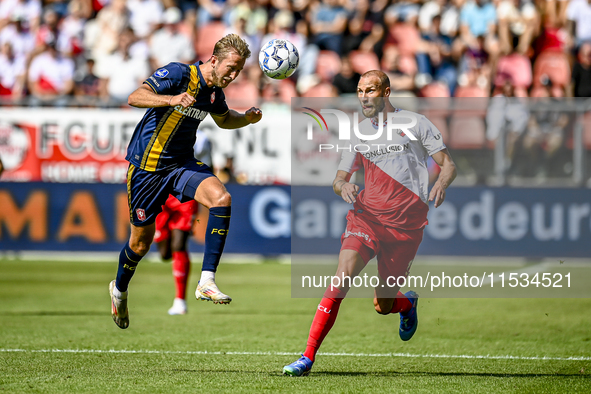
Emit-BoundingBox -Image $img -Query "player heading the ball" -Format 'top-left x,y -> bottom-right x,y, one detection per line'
109,34 -> 262,329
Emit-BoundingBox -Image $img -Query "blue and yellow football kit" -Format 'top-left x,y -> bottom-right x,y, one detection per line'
125,61 -> 228,226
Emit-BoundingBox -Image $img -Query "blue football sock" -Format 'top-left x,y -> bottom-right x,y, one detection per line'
116,242 -> 143,292
202,206 -> 231,272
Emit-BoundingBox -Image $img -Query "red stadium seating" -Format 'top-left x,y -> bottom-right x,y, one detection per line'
533,50 -> 571,88
196,22 -> 226,59
454,85 -> 489,98
495,53 -> 532,90
315,51 -> 342,82
420,82 -> 450,97
388,22 -> 421,56
349,50 -> 380,75
301,82 -> 337,97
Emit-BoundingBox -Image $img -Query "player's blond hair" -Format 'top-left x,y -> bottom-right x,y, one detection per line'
213,34 -> 251,61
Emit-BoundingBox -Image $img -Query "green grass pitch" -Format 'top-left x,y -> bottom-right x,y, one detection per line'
0,258 -> 590,393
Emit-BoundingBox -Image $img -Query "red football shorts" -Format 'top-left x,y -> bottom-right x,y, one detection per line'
340,209 -> 424,281
153,195 -> 198,243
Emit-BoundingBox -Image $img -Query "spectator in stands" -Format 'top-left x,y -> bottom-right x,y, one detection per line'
571,42 -> 591,97
381,45 -> 416,91
57,0 -> 89,58
440,0 -> 464,38
149,7 -> 195,70
229,0 -> 267,43
486,80 -> 529,176
87,0 -> 130,61
0,41 -> 25,98
309,0 -> 348,54
0,0 -> 41,32
385,0 -> 421,24
344,0 -> 385,56
422,14 -> 458,94
0,11 -> 35,60
458,0 -> 499,62
127,0 -> 163,39
27,34 -> 75,106
566,0 -> 591,47
197,0 -> 232,26
497,0 -> 537,55
332,55 -> 361,94
522,81 -> 569,178
73,57 -> 100,106
95,29 -> 150,104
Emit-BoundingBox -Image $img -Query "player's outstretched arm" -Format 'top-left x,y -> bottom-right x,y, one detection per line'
429,149 -> 457,208
210,107 -> 262,129
127,85 -> 195,109
333,170 -> 359,204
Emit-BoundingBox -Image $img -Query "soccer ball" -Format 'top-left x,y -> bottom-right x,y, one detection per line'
259,39 -> 299,80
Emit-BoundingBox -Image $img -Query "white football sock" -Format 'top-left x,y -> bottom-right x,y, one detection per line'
200,270 -> 215,284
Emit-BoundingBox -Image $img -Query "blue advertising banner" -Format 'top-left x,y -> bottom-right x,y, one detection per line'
2,183 -> 590,258
0,183 -> 290,255
292,186 -> 591,258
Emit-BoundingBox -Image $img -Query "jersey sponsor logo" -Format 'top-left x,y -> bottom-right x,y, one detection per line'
210,92 -> 215,103
136,208 -> 146,221
361,143 -> 410,159
173,105 -> 208,120
154,68 -> 169,78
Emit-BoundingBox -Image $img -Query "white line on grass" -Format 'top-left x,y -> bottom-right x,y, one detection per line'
1,348 -> 589,361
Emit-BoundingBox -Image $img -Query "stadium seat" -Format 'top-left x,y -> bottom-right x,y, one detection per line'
420,82 -> 450,97
195,22 -> 226,58
454,85 -> 489,98
494,54 -> 532,90
448,116 -> 486,149
315,51 -> 341,82
349,50 -> 380,75
388,22 -> 421,56
533,50 -> 571,88
301,82 -> 337,97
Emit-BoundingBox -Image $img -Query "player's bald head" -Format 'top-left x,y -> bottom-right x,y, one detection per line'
359,70 -> 391,92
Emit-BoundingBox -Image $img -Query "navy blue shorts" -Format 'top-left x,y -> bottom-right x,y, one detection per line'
126,159 -> 214,226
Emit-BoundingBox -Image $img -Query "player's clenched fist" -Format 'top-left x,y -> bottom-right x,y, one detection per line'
245,107 -> 263,124
170,92 -> 196,108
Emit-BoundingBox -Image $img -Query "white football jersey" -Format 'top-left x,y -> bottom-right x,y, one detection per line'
338,109 -> 446,230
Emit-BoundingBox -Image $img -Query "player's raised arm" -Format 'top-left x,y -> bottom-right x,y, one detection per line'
210,107 -> 262,129
333,170 -> 359,204
128,84 -> 195,109
429,149 -> 457,208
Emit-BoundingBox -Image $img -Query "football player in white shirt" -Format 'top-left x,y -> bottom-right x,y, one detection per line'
284,70 -> 457,377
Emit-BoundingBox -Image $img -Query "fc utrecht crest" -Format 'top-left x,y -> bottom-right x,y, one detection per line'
210,92 -> 215,103
136,209 -> 146,221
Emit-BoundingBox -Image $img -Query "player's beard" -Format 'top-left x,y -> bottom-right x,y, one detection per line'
361,97 -> 386,119
211,66 -> 230,88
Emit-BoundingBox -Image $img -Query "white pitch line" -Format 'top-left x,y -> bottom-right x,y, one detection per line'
0,348 -> 589,361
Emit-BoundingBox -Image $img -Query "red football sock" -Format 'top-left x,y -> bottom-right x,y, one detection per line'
172,251 -> 191,299
389,291 -> 412,314
303,288 -> 346,362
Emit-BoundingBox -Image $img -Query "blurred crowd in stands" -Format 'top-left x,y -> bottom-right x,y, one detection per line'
0,0 -> 591,107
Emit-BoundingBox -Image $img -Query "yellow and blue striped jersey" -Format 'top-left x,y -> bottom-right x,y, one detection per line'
125,61 -> 229,172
